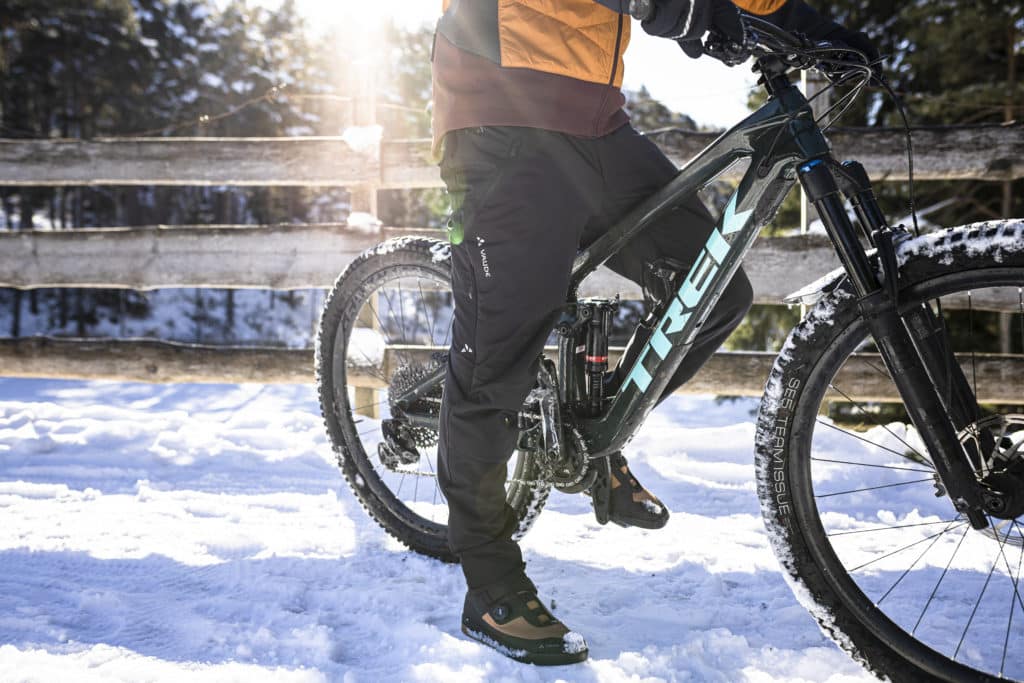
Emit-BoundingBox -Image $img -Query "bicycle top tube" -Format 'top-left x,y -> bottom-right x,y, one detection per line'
569,64 -> 834,459
568,67 -> 828,297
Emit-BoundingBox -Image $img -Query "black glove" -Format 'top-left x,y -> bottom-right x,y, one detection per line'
641,0 -> 744,59
642,0 -> 742,43
763,1 -> 880,66
820,25 -> 880,66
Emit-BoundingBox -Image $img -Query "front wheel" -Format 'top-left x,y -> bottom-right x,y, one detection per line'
757,221 -> 1024,681
316,237 -> 551,562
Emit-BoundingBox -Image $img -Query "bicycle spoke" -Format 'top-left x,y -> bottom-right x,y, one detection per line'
350,396 -> 391,416
953,518 -> 1011,659
991,519 -> 1024,617
376,291 -> 416,371
421,451 -> 447,504
1001,522 -> 1024,676
968,291 -> 978,404
396,282 -> 413,346
859,355 -> 892,381
811,421 -> 933,471
812,455 -> 932,473
875,516 -> 965,606
913,525 -> 971,634
828,518 -> 962,538
816,477 -> 935,499
357,425 -> 383,439
417,279 -> 436,347
825,384 -> 931,465
367,297 -> 415,371
850,522 -> 968,573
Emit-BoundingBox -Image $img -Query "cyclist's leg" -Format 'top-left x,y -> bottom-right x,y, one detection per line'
587,124 -> 753,399
437,127 -> 598,589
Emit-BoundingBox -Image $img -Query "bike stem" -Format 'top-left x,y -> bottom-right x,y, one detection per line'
799,159 -> 990,530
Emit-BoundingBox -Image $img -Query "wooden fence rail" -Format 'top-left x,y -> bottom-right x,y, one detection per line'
1,225 -> 1019,312
2,338 -> 1021,404
0,225 -> 838,304
2,125 -> 1022,390
1,125 -> 1021,188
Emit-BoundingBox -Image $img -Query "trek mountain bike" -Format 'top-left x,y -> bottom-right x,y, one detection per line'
317,16 -> 1024,682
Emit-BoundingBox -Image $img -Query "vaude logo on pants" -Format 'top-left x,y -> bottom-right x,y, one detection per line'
477,236 -> 492,278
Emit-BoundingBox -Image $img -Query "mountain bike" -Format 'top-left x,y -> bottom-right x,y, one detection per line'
317,16 -> 1024,682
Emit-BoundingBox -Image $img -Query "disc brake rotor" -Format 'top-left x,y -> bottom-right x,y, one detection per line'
958,414 -> 1024,546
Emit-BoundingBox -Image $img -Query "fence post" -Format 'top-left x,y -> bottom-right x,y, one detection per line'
349,64 -> 379,219
349,62 -> 383,415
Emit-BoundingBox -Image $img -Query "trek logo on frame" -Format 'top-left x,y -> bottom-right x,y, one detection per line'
622,192 -> 753,393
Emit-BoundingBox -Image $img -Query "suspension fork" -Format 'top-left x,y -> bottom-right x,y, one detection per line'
800,158 -> 990,530
837,161 -> 990,443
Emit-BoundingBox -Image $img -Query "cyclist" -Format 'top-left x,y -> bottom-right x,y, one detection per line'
432,0 -> 878,665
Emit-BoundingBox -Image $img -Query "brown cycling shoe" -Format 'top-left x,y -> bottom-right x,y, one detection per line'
461,575 -> 588,665
607,452 -> 670,529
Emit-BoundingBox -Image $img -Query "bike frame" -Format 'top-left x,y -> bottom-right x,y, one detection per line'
563,57 -> 992,526
568,64 -> 823,458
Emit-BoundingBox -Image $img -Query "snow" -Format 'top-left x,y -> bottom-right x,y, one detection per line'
5,289 -> 324,349
0,379 -> 880,682
345,212 -> 382,233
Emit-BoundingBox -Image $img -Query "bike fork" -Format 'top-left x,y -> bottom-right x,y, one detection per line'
800,158 -> 990,529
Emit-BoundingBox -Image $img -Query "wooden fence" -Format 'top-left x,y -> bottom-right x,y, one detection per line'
2,124 -> 1022,399
2,125 -> 1022,188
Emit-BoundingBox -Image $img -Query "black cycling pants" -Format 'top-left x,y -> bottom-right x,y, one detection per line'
436,124 -> 753,590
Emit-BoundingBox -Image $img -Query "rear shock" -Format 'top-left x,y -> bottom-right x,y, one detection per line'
557,299 -> 617,418
584,300 -> 615,417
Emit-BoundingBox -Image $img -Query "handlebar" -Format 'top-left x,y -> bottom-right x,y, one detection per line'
694,14 -> 877,84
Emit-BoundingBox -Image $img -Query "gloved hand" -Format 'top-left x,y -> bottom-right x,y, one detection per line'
641,0 -> 742,43
763,1 -> 881,72
676,0 -> 743,59
819,24 -> 880,66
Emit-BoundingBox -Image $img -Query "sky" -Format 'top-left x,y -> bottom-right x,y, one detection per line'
281,0 -> 760,130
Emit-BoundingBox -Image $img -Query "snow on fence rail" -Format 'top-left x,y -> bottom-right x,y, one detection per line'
1,124 -> 1022,187
3,337 -> 1021,404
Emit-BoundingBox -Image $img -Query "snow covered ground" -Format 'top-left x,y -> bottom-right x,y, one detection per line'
0,379 -> 880,682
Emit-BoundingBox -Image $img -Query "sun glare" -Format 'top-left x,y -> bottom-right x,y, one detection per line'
299,0 -> 439,33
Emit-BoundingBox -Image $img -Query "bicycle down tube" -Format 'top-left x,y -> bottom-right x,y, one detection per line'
570,71 -> 829,459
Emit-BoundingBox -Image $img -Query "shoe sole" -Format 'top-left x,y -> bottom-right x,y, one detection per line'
609,513 -> 669,530
461,625 -> 589,666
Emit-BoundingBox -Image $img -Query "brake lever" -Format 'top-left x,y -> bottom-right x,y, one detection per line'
702,30 -> 753,67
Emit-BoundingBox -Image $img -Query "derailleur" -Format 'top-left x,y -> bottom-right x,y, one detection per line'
378,419 -> 421,471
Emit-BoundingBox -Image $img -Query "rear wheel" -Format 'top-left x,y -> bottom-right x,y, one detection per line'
757,222 -> 1024,681
316,237 -> 550,561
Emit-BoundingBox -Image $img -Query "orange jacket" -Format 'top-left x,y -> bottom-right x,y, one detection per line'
438,0 -> 787,87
